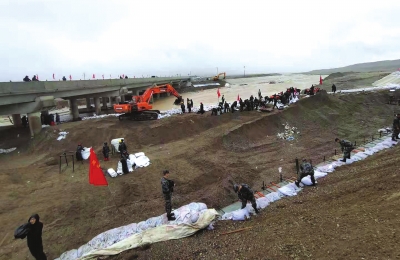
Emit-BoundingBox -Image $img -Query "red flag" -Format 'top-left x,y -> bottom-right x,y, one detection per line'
69,75 -> 72,80
93,74 -> 95,79
237,94 -> 240,101
122,74 -> 125,78
53,73 -> 55,80
217,88 -> 221,98
319,75 -> 323,85
89,148 -> 108,186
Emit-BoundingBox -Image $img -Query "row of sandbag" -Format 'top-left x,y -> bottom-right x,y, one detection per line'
222,136 -> 398,221
107,152 -> 151,178
56,202 -> 209,260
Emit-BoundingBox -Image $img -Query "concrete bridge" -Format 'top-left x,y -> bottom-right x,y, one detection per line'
0,77 -> 190,136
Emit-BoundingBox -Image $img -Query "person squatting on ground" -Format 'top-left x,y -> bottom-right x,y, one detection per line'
197,102 -> 205,114
118,139 -> 127,158
335,137 -> 354,162
161,170 -> 176,220
102,142 -> 110,161
76,144 -> 84,161
233,184 -> 259,214
231,101 -> 238,113
392,113 -> 400,142
295,159 -> 316,187
26,214 -> 47,260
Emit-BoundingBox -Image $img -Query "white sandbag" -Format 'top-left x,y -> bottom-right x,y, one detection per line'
314,170 -> 328,179
231,208 -> 250,221
256,197 -> 270,209
129,154 -> 136,165
107,168 -> 118,178
135,155 -> 150,167
111,138 -> 124,151
126,159 -> 134,172
317,164 -> 335,173
265,191 -> 282,202
145,217 -> 159,229
116,162 -> 123,175
135,152 -> 145,157
300,176 -> 314,186
81,147 -> 91,160
187,202 -> 207,212
345,158 -> 355,164
190,211 -> 200,223
278,183 -> 300,196
136,221 -> 149,233
58,249 -> 78,260
354,152 -> 368,159
364,149 -> 375,155
221,212 -> 233,220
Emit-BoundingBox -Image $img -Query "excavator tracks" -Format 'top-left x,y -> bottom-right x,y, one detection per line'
118,110 -> 160,121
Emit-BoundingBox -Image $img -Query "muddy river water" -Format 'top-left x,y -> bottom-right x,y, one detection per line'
151,74 -> 325,111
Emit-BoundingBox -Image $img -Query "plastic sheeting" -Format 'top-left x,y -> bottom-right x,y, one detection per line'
56,203 -> 218,260
222,135 -> 398,222
57,132 -> 69,141
0,147 -> 16,154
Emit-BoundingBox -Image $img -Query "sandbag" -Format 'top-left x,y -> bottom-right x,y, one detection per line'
231,208 -> 250,221
278,183 -> 300,195
256,197 -> 270,209
82,147 -> 91,160
111,138 -> 124,151
107,168 -> 117,178
134,152 -> 145,157
116,162 -> 123,175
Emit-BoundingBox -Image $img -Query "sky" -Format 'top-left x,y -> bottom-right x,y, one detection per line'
1,0 -> 400,81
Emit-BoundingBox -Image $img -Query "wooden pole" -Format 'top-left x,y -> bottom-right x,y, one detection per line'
221,227 -> 253,235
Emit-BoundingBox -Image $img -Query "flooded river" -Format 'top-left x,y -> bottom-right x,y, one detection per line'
151,74 -> 325,111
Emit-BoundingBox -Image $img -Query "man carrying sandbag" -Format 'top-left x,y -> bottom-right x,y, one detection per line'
233,184 -> 259,214
118,139 -> 127,158
295,159 -> 316,187
335,137 -> 354,162
161,170 -> 176,221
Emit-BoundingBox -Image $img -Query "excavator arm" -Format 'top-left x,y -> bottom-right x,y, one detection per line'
213,72 -> 226,81
137,84 -> 181,103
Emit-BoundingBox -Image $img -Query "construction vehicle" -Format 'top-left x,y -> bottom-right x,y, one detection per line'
213,72 -> 226,81
113,84 -> 183,121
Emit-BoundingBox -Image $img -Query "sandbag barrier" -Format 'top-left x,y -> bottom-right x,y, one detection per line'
221,129 -> 398,221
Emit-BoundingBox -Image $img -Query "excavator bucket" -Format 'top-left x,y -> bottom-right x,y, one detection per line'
174,96 -> 182,105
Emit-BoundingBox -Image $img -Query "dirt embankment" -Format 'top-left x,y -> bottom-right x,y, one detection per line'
0,90 -> 398,259
319,71 -> 391,91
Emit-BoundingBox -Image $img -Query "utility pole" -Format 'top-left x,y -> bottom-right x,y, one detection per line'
216,67 -> 218,75
83,73 -> 86,80
244,66 -> 246,77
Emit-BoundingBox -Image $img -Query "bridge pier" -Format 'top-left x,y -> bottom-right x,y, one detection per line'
27,112 -> 42,138
12,114 -> 22,127
86,98 -> 92,109
102,97 -> 108,109
94,97 -> 101,115
70,98 -> 80,120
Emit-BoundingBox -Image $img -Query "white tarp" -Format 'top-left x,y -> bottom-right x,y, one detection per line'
0,147 -> 17,154
56,203 -> 219,260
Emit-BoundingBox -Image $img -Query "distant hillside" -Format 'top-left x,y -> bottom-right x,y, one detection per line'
306,59 -> 400,74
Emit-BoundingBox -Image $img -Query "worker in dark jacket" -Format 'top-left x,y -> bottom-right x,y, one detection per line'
120,151 -> 129,174
233,184 -> 259,214
118,139 -> 127,157
161,170 -> 176,220
335,138 -> 354,162
295,159 -> 316,187
231,101 -> 238,113
392,114 -> 400,141
26,214 -> 47,260
197,102 -> 205,114
76,144 -> 84,161
102,142 -> 110,161
332,84 -> 337,94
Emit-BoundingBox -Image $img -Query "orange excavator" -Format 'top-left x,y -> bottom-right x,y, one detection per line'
213,72 -> 226,81
113,84 -> 183,121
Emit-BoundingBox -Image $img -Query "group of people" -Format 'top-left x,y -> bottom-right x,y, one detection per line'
40,112 -> 60,126
180,98 -> 194,113
23,75 -> 39,82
